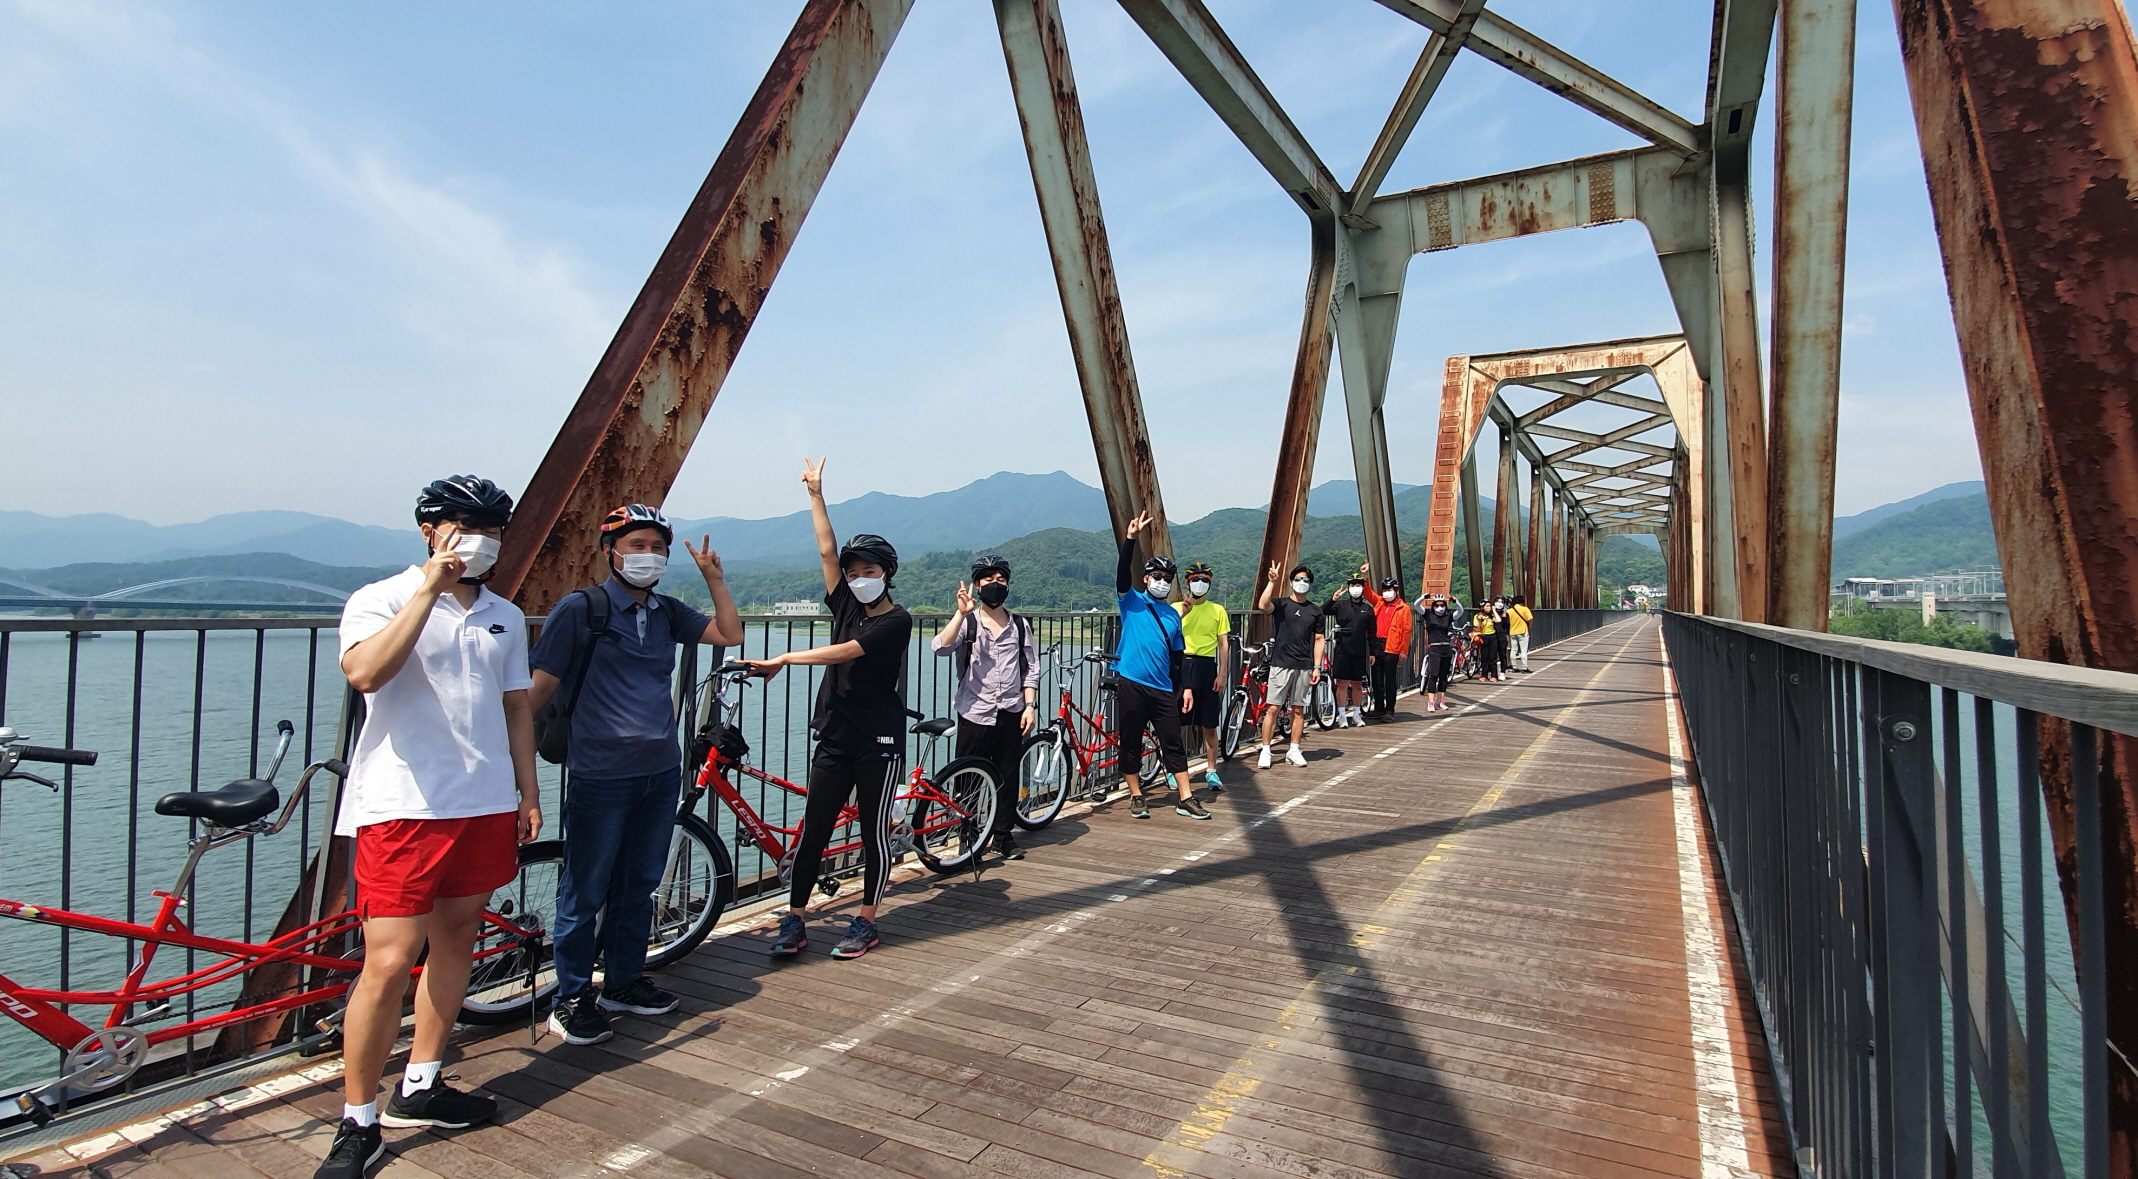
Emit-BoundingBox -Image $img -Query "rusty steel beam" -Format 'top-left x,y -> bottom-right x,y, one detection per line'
996,0 -> 1172,559
1332,232 -> 1406,591
1894,0 -> 2138,1164
1115,0 -> 1341,217
496,0 -> 914,612
1765,0 -> 1855,631
1490,422 -> 1514,598
1257,220 -> 1339,610
1370,0 -> 1704,157
1460,449 -> 1485,605
1714,173 -> 1770,622
1348,0 -> 1487,220
1526,460 -> 1545,604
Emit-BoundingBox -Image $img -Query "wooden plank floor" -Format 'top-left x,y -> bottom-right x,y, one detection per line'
11,615 -> 1795,1179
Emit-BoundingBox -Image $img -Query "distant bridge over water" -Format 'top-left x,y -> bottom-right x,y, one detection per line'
0,574 -> 349,617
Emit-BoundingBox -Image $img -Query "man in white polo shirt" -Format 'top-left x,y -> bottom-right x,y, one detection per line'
317,476 -> 541,1179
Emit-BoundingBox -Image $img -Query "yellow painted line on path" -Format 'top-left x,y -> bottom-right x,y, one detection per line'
1140,620 -> 1651,1177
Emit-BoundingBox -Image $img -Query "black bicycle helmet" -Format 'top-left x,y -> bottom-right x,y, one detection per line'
970,553 -> 1012,580
415,476 -> 513,528
839,533 -> 899,580
1184,561 -> 1214,579
1380,576 -> 1401,590
1143,554 -> 1178,578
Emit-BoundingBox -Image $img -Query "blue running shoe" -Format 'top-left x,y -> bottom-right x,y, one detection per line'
768,912 -> 807,957
1204,770 -> 1224,793
832,915 -> 879,959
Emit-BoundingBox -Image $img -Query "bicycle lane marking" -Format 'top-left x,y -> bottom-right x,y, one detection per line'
1138,618 -> 1652,1179
560,620 -> 1646,1177
1658,629 -> 1756,1179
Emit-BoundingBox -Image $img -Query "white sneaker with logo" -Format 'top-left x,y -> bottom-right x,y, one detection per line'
1286,745 -> 1307,767
1257,745 -> 1272,769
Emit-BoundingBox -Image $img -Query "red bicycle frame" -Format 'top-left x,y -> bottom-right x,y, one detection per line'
694,739 -> 971,869
1046,680 -> 1126,783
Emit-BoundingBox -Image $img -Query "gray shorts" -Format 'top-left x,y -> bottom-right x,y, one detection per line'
1265,666 -> 1315,709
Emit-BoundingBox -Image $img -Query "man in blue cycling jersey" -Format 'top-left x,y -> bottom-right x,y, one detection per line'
1113,510 -> 1209,820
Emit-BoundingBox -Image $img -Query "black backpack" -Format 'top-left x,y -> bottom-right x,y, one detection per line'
533,586 -> 611,765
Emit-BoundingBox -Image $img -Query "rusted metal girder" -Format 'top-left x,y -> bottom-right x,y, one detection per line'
1114,0 -> 1341,218
1766,0 -> 1855,631
1894,0 -> 2138,1166
995,0 -> 1172,560
1460,449 -> 1485,605
1334,228 -> 1407,592
1490,422 -> 1515,597
1370,0 -> 1704,157
1712,175 -> 1769,622
1348,0 -> 1487,221
1256,221 -> 1339,610
1547,488 -> 1564,608
496,0 -> 914,612
1527,461 -> 1546,603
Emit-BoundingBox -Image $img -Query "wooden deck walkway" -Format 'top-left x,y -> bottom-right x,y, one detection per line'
11,614 -> 1795,1179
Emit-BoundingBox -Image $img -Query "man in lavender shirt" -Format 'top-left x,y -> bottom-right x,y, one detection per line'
931,554 -> 1040,861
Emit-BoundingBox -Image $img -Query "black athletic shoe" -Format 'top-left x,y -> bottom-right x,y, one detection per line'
992,832 -> 1025,860
1175,797 -> 1212,820
545,990 -> 613,1046
768,912 -> 808,956
380,1076 -> 495,1129
315,1118 -> 384,1178
597,977 -> 679,1016
1129,793 -> 1150,819
831,916 -> 879,959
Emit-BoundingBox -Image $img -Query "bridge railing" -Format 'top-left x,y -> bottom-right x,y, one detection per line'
1664,612 -> 2125,1177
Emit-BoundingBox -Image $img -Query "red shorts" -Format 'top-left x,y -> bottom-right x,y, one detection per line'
354,812 -> 519,918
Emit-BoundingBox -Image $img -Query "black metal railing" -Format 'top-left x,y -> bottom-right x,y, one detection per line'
1664,611 -> 2118,1177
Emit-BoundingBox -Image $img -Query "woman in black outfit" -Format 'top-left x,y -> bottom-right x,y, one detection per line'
1323,569 -> 1377,727
1416,593 -> 1464,712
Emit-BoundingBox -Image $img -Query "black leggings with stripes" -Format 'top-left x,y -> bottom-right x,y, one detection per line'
790,720 -> 903,909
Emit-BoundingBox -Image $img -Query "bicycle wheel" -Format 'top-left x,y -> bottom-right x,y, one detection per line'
1218,689 -> 1250,760
1313,677 -> 1339,730
1013,731 -> 1069,831
643,812 -> 735,971
1139,743 -> 1162,782
913,756 -> 997,874
460,840 -> 564,1024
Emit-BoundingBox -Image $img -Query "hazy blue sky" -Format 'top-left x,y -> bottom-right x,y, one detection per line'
3,0 -> 1976,529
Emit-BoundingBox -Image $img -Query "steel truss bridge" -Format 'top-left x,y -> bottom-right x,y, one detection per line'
12,0 -> 2138,1174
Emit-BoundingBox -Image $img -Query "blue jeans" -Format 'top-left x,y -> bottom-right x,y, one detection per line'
553,766 -> 681,999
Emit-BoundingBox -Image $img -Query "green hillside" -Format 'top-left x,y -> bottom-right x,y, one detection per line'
1830,493 -> 1998,579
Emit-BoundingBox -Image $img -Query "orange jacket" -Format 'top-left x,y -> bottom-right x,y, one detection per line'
1374,598 -> 1413,656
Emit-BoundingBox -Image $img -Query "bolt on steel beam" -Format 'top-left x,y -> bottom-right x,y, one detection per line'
497,0 -> 915,614
995,0 -> 1173,562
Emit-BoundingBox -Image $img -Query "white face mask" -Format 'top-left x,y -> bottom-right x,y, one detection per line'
848,575 -> 886,604
1187,580 -> 1211,598
450,534 -> 499,579
1347,586 -> 1363,599
1382,589 -> 1397,601
616,551 -> 667,588
1147,579 -> 1172,598
1291,578 -> 1312,595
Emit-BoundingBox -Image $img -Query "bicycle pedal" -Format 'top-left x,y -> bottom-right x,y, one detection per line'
14,1093 -> 54,1128
817,876 -> 840,899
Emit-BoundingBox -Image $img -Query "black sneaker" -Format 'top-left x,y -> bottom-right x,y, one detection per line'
545,990 -> 613,1046
597,977 -> 679,1016
380,1075 -> 495,1129
1175,797 -> 1212,820
992,832 -> 1024,861
831,915 -> 879,959
1128,792 -> 1149,819
768,912 -> 808,957
314,1118 -> 383,1178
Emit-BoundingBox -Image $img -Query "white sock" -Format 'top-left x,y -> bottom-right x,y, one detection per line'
344,1101 -> 378,1127
402,1061 -> 441,1096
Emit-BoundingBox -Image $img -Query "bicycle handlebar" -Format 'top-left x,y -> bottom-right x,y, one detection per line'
15,745 -> 97,766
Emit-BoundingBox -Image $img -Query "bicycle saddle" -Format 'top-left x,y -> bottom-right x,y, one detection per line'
910,717 -> 955,737
154,779 -> 279,827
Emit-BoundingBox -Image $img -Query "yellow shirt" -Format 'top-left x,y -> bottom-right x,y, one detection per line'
1507,604 -> 1532,635
1174,600 -> 1231,657
1471,612 -> 1496,636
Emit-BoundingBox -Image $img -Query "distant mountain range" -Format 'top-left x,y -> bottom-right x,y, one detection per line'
4,474 -> 1998,614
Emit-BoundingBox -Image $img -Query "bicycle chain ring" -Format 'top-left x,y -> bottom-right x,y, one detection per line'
63,1025 -> 148,1092
776,846 -> 799,885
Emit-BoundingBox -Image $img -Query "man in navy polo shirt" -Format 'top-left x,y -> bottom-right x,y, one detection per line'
528,504 -> 742,1045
